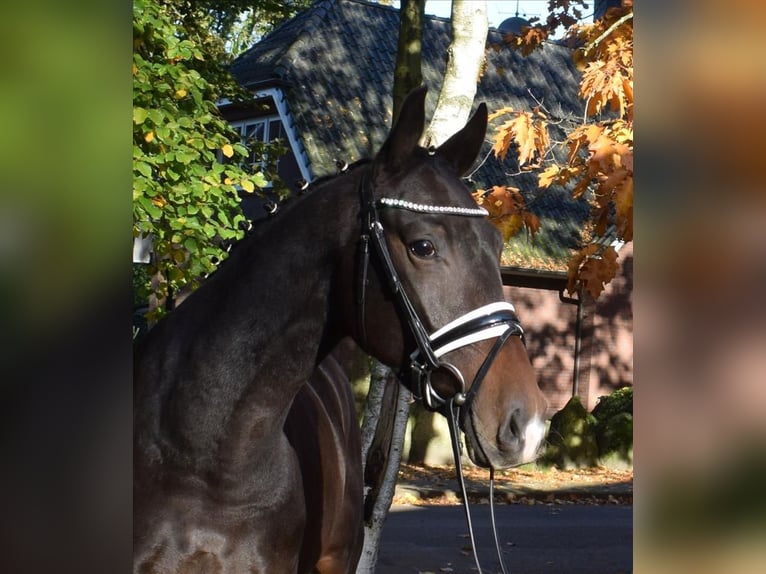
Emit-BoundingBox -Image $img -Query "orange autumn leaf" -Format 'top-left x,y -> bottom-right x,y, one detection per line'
613,175 -> 633,241
473,186 -> 535,243
492,112 -> 548,167
538,165 -> 560,188
523,212 -> 541,237
498,214 -> 524,242
568,244 -> 620,299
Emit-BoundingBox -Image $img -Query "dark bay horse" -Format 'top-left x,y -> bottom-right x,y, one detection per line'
133,86 -> 547,573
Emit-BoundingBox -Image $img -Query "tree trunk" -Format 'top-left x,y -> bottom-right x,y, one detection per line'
423,0 -> 488,148
392,0 -> 425,125
356,363 -> 411,573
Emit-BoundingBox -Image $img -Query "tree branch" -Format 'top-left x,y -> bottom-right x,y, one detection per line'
584,12 -> 632,55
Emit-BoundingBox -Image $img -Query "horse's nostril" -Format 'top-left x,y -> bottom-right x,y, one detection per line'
509,410 -> 522,439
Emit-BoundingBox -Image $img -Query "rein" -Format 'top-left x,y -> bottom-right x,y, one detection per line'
356,167 -> 524,573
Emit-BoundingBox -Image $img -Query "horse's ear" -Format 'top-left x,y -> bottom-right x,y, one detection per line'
375,85 -> 428,172
436,102 -> 488,176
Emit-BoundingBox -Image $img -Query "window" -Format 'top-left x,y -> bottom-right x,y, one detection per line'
229,117 -> 286,184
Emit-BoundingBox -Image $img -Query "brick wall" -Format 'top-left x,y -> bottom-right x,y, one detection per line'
503,242 -> 633,413
589,242 -> 633,406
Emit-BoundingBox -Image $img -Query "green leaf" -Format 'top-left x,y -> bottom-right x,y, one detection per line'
175,150 -> 198,164
155,126 -> 171,141
183,237 -> 198,252
203,223 -> 217,238
135,161 -> 152,178
148,109 -> 164,125
137,195 -> 161,219
251,172 -> 268,188
133,107 -> 148,124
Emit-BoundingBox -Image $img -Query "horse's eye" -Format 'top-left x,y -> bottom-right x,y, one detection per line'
409,239 -> 436,258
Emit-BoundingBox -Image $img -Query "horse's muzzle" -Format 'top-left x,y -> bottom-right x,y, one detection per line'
461,404 -> 547,469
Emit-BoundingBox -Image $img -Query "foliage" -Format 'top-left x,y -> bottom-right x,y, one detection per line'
133,0 -> 284,321
186,0 -> 312,57
541,395 -> 600,469
480,0 -> 633,298
592,386 -> 633,466
542,388 -> 633,469
473,185 -> 541,244
591,385 -> 633,422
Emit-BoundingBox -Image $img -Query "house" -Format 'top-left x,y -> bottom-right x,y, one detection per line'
223,0 -> 632,457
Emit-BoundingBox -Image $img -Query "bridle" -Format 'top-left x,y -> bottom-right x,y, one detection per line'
356,168 -> 525,409
356,166 -> 524,573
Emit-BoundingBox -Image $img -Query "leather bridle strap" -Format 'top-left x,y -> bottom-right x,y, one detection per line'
357,168 -> 442,371
447,398 -> 509,574
413,306 -> 523,412
357,166 -> 525,409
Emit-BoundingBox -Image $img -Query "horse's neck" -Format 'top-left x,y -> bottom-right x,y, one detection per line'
139,173 -> 360,481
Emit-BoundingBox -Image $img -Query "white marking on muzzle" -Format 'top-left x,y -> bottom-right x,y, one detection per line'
522,415 -> 547,463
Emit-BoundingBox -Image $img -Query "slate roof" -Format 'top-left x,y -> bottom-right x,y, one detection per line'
229,0 -> 590,272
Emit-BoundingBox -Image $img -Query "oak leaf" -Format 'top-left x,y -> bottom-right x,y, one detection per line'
498,214 -> 524,242
539,165 -> 561,188
568,244 -> 620,298
523,212 -> 541,237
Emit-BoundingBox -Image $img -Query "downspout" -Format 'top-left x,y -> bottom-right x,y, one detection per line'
559,288 -> 583,398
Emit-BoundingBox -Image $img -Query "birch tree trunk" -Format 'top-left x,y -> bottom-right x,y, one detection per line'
423,0 -> 488,148
356,363 -> 411,573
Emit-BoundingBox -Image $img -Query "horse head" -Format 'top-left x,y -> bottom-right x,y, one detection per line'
349,86 -> 547,469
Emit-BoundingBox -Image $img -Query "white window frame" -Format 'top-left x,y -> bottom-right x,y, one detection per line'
229,116 -> 285,186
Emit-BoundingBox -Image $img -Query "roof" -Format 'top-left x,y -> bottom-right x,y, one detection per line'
229,0 -> 590,272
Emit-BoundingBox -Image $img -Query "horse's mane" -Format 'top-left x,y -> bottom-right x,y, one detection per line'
205,159 -> 372,279
306,158 -> 370,189
240,158 -> 370,239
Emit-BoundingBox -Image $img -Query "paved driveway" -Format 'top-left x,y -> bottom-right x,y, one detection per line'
376,503 -> 633,574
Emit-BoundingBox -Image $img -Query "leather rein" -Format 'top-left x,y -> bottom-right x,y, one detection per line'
356,166 -> 524,573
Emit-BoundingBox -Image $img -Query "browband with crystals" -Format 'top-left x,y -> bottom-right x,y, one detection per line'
378,197 -> 488,217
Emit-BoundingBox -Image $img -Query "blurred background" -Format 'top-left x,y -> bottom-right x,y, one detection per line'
636,0 -> 766,571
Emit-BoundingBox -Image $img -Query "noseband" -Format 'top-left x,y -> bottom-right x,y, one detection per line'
356,168 -> 524,414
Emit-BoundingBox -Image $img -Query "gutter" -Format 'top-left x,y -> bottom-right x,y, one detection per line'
559,288 -> 584,399
500,266 -> 567,291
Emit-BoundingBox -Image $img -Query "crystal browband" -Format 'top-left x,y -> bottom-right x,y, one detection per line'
378,197 -> 488,217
